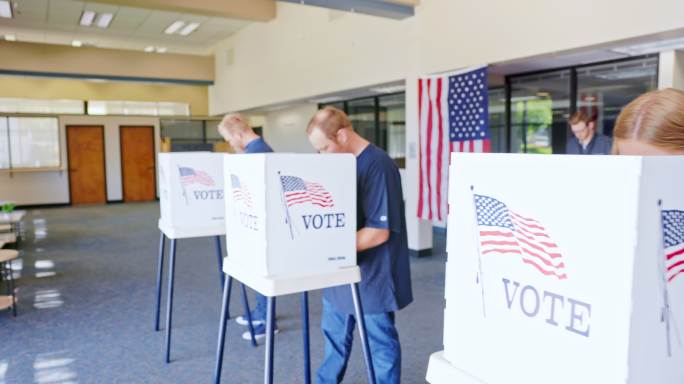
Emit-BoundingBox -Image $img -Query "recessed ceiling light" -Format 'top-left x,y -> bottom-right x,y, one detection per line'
80,10 -> 96,26
5,34 -> 16,41
0,1 -> 13,19
72,40 -> 83,47
96,13 -> 113,28
155,47 -> 167,53
164,21 -> 185,35
179,22 -> 200,36
144,46 -> 154,53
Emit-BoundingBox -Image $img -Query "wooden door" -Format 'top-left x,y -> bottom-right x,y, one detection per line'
120,126 -> 156,202
67,126 -> 107,205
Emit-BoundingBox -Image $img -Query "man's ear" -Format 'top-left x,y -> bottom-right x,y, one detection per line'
336,128 -> 349,144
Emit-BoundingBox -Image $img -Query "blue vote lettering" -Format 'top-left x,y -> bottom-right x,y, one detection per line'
501,278 -> 591,337
301,213 -> 346,230
193,189 -> 224,200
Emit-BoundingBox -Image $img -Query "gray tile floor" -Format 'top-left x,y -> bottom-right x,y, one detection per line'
0,203 -> 446,383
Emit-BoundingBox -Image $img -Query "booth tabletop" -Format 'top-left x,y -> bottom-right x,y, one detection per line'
426,351 -> 485,384
222,259 -> 360,297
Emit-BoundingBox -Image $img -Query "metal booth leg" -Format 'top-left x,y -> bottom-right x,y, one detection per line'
264,296 -> 276,384
164,239 -> 177,363
154,231 -> 166,331
214,236 -> 225,289
351,283 -> 376,384
301,292 -> 311,384
213,274 -> 233,384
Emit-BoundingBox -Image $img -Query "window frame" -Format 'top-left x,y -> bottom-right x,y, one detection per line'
0,114 -> 63,172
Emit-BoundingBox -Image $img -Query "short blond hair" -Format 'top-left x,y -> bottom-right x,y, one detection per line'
219,113 -> 251,134
306,106 -> 352,138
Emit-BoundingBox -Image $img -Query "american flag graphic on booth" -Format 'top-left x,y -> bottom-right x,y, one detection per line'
662,209 -> 684,283
230,174 -> 253,208
178,166 -> 214,187
473,194 -> 567,280
418,66 -> 491,223
280,175 -> 334,208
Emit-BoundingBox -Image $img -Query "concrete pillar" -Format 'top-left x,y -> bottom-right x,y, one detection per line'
658,50 -> 684,90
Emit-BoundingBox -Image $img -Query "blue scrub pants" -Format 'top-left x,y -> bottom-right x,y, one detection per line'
316,300 -> 401,384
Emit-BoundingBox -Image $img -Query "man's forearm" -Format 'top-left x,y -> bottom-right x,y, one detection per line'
357,227 -> 390,252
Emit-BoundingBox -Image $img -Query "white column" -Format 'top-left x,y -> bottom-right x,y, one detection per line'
658,50 -> 684,90
404,75 -> 433,256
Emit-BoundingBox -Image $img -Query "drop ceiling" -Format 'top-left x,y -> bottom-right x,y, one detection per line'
0,0 -> 250,55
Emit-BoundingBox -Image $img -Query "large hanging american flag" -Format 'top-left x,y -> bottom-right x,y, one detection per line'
279,175 -> 334,208
418,66 -> 491,223
662,209 -> 684,283
473,194 -> 567,280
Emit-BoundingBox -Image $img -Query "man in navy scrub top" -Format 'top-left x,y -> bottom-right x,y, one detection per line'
306,106 -> 413,384
218,113 -> 277,342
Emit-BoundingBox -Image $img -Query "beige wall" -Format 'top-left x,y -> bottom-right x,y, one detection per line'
209,0 -> 684,114
0,41 -> 214,82
659,50 -> 684,90
0,76 -> 209,116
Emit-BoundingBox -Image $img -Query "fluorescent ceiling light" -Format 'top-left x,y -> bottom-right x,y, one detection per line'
369,84 -> 406,94
0,1 -> 12,19
80,10 -> 96,26
144,46 -> 154,52
5,34 -> 15,41
611,37 -> 684,56
164,21 -> 185,35
96,13 -> 113,28
71,40 -> 82,47
155,47 -> 167,53
179,22 -> 200,36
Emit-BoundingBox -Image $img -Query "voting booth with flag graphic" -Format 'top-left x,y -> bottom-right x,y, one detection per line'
158,152 -> 225,238
223,153 -> 356,277
427,153 -> 684,384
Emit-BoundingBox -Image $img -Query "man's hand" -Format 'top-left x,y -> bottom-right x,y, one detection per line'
357,227 -> 390,252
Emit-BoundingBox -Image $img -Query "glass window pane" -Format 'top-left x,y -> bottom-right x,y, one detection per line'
347,98 -> 376,144
576,57 -> 658,137
488,88 -> 507,153
0,98 -> 84,114
8,117 -> 60,168
204,120 -> 224,142
161,120 -> 204,151
379,94 -> 405,168
320,102 -> 345,111
157,102 -> 190,116
510,70 -> 571,154
0,118 -> 9,169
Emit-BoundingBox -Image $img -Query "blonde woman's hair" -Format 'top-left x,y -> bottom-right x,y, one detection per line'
612,88 -> 684,153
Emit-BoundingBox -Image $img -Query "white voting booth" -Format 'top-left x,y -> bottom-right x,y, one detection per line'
155,152 -> 228,364
158,152 -> 225,238
427,153 -> 684,384
223,153 -> 356,277
214,154 -> 377,384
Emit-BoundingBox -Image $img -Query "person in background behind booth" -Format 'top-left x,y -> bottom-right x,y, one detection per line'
612,88 -> 684,156
306,106 -> 413,384
566,111 -> 612,155
217,113 -> 278,342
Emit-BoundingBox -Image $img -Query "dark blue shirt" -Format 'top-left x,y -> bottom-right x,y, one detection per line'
566,133 -> 612,155
323,144 -> 413,315
244,137 -> 273,154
